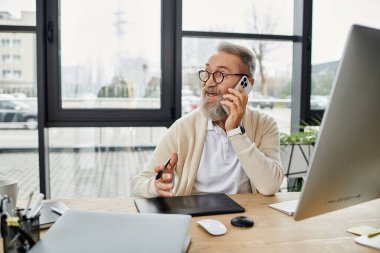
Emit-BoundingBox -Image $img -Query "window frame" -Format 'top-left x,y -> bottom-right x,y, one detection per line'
44,0 -> 181,128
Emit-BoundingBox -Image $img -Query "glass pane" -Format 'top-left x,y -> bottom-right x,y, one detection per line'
182,38 -> 293,134
0,32 -> 38,201
49,127 -> 167,198
183,0 -> 294,35
60,0 -> 161,109
312,0 -> 380,110
0,0 -> 36,26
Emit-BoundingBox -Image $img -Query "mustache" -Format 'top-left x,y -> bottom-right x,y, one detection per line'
202,86 -> 221,95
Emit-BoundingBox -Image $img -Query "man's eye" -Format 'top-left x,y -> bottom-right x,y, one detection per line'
215,72 -> 224,78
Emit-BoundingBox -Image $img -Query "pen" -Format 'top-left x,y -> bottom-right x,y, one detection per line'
24,191 -> 34,217
51,207 -> 65,215
155,158 -> 171,180
27,193 -> 44,219
31,204 -> 43,218
368,231 -> 380,238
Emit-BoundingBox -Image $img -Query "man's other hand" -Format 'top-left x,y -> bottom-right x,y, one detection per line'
154,152 -> 178,197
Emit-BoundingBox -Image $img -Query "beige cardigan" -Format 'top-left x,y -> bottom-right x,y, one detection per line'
130,108 -> 284,197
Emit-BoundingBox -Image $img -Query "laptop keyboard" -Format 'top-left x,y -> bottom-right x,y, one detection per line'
268,200 -> 299,216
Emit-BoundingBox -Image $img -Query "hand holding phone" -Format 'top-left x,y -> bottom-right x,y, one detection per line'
233,75 -> 253,95
222,75 -> 252,130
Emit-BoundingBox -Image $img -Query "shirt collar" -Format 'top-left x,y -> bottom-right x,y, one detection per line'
207,118 -> 226,136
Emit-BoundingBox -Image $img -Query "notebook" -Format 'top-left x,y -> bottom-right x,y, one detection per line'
29,210 -> 191,253
39,201 -> 69,229
134,193 -> 245,216
355,233 -> 380,250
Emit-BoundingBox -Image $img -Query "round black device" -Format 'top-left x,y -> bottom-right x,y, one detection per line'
231,216 -> 254,228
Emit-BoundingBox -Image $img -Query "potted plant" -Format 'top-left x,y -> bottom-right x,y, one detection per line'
279,124 -> 320,192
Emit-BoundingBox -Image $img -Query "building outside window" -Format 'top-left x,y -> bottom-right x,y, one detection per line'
13,70 -> 22,78
1,39 -> 10,47
2,54 -> 11,63
13,54 -> 21,63
2,69 -> 11,78
12,38 -> 21,47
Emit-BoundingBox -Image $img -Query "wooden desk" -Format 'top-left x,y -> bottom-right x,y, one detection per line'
59,192 -> 380,253
4,193 -> 379,253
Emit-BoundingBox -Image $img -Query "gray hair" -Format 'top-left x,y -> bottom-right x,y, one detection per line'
217,42 -> 256,76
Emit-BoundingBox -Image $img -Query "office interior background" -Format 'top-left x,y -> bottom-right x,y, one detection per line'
0,0 -> 379,200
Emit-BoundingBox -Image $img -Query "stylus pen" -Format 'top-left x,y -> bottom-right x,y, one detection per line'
51,207 -> 65,216
155,158 -> 171,180
368,231 -> 380,238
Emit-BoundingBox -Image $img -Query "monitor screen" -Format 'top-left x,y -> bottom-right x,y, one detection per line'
294,25 -> 380,220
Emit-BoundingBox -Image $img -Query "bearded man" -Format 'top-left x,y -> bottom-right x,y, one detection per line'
131,42 -> 283,197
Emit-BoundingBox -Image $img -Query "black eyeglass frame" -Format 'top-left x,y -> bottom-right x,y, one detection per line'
198,70 -> 248,84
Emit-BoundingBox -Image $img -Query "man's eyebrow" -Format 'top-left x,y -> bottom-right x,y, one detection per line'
204,64 -> 231,72
217,66 -> 230,71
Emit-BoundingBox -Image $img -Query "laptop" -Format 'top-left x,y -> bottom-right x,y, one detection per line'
29,210 -> 191,253
134,193 -> 245,216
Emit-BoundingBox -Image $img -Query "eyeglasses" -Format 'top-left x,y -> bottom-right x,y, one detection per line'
198,70 -> 247,84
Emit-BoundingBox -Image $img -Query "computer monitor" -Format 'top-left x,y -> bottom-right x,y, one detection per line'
294,25 -> 380,221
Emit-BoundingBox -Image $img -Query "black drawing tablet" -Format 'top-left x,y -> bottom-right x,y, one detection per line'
135,193 -> 245,217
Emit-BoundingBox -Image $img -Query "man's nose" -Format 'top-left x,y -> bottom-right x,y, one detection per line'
204,75 -> 217,87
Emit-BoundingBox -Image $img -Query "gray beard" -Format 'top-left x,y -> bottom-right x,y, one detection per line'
200,90 -> 230,121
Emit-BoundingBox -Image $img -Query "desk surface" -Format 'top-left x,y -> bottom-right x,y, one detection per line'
5,193 -> 379,253
59,192 -> 379,253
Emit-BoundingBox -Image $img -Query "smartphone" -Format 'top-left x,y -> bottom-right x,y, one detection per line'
233,75 -> 253,95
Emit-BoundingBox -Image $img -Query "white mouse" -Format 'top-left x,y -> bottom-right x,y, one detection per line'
197,219 -> 227,236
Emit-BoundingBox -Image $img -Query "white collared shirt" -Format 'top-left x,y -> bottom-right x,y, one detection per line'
192,119 -> 252,194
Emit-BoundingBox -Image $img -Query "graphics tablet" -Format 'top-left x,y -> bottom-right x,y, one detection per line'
134,193 -> 245,216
